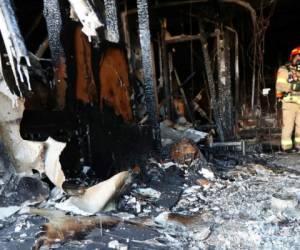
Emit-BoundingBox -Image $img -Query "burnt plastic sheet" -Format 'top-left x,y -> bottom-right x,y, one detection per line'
136,0 -> 161,147
103,0 -> 119,43
43,0 -> 65,71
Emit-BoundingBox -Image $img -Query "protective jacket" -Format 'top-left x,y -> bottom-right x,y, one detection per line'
276,64 -> 300,103
276,63 -> 300,150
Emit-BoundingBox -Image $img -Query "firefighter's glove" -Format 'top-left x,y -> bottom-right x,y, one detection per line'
291,82 -> 300,91
277,99 -> 282,109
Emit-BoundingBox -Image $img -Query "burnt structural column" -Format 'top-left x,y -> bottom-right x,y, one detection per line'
103,0 -> 120,43
43,0 -> 65,75
136,0 -> 161,149
216,28 -> 234,140
43,0 -> 67,109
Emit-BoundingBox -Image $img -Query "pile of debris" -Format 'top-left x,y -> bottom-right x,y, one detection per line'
0,130 -> 300,249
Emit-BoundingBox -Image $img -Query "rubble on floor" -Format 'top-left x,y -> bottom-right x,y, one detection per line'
0,129 -> 300,249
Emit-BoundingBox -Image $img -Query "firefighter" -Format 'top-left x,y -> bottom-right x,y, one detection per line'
276,47 -> 300,152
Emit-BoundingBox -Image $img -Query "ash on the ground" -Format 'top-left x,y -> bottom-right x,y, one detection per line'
1,144 -> 300,250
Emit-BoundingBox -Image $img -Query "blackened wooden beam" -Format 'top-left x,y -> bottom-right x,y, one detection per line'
216,28 -> 234,140
161,19 -> 171,120
136,0 -> 161,148
43,0 -> 65,71
104,0 -> 120,43
43,0 -> 67,109
225,26 -> 239,136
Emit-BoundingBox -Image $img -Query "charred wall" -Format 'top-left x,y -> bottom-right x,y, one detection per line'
1,0 -> 300,180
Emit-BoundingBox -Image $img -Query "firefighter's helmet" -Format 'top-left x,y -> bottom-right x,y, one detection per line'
290,46 -> 300,61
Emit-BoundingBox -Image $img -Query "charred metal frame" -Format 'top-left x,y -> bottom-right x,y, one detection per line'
165,32 -> 225,141
193,14 -> 240,135
152,0 -> 257,111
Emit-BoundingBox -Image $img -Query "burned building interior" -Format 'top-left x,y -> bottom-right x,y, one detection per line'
1,0 -> 300,249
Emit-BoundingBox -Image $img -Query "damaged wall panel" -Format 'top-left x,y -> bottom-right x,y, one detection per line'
74,26 -> 97,104
99,47 -> 133,123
